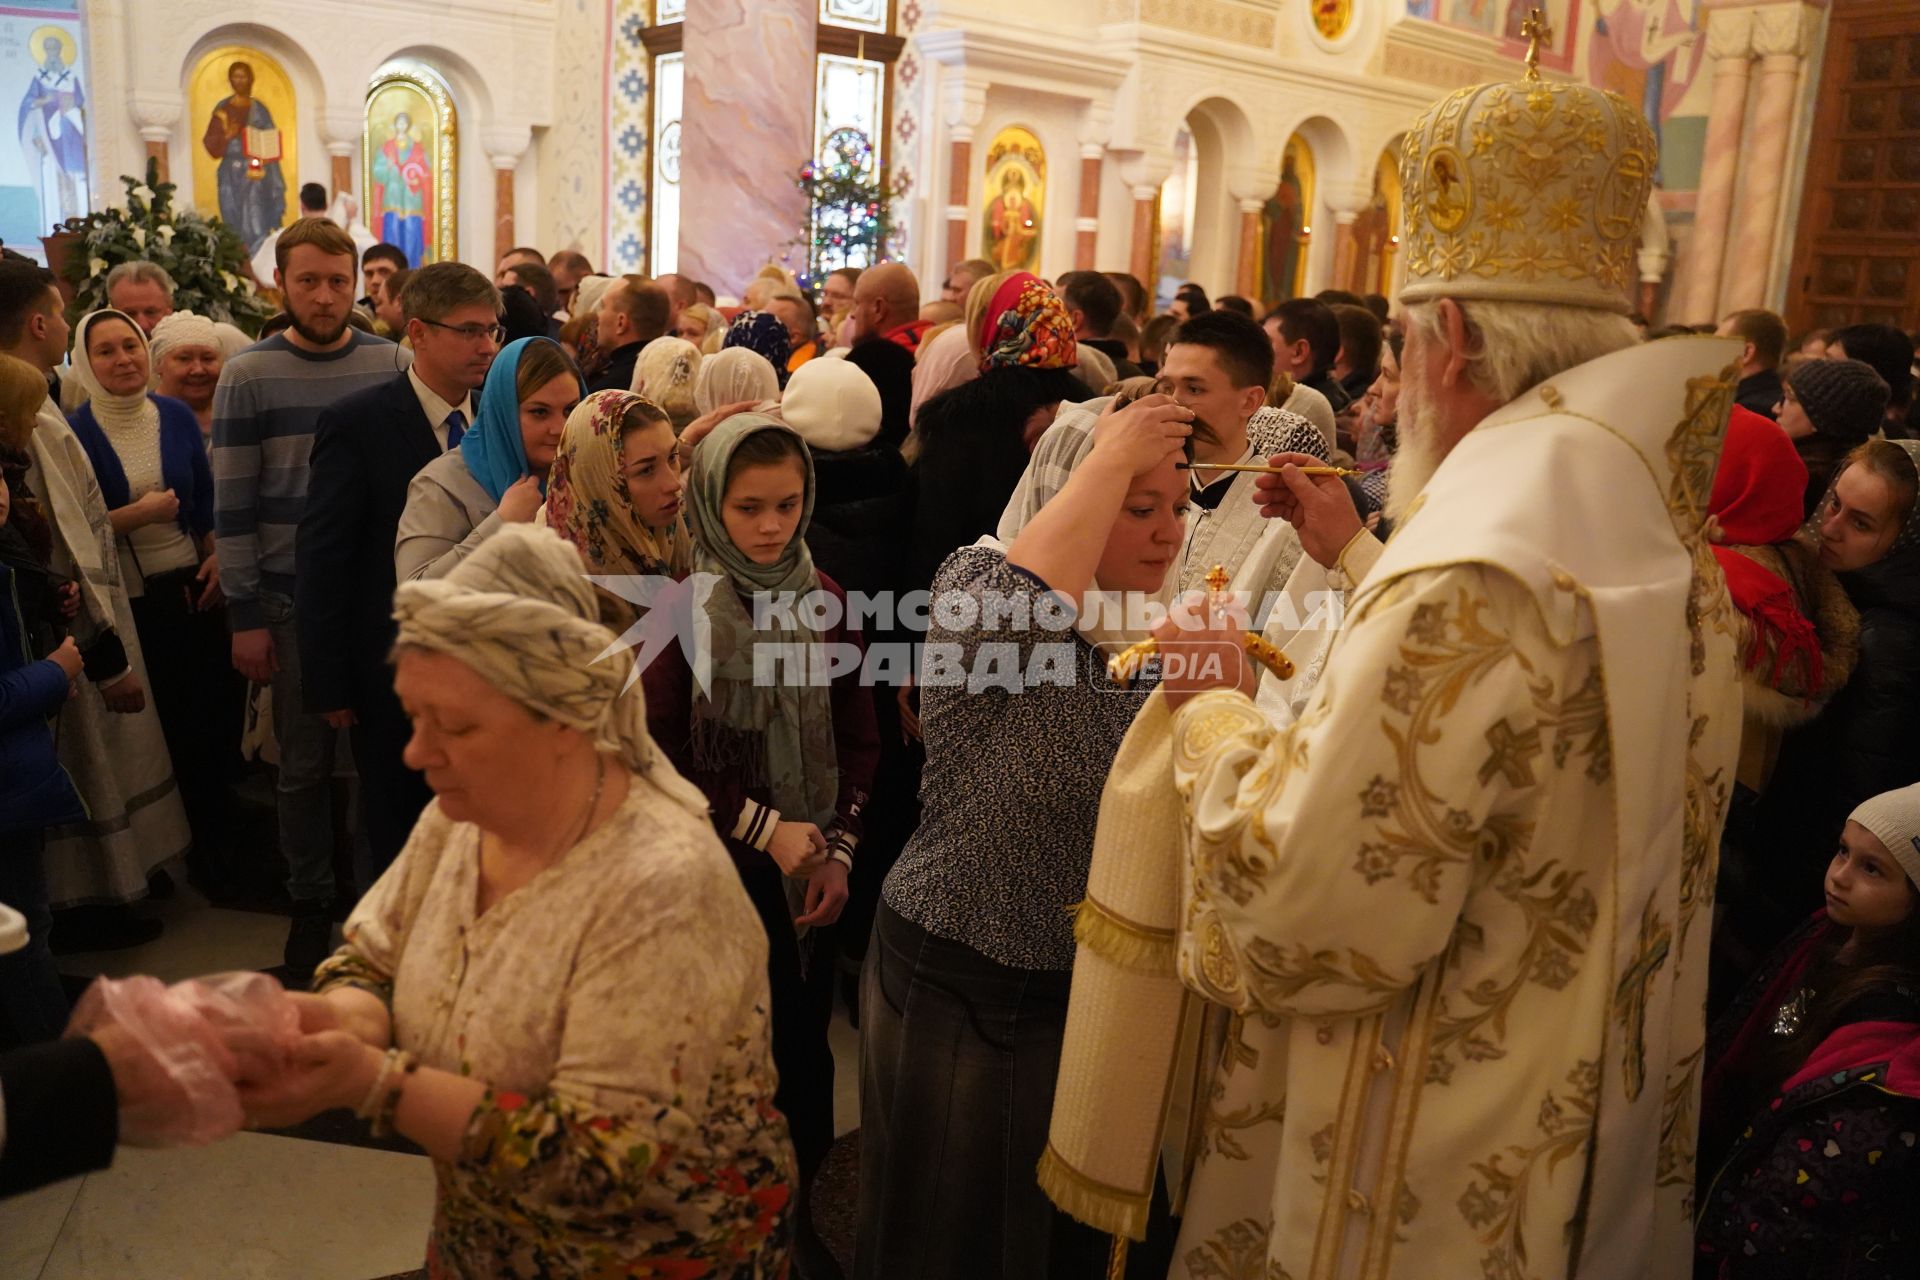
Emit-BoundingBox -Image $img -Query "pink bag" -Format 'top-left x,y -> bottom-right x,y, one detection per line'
65,971 -> 301,1146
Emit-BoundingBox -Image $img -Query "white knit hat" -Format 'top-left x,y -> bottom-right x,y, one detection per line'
779,357 -> 882,453
1849,782 -> 1920,887
148,311 -> 220,364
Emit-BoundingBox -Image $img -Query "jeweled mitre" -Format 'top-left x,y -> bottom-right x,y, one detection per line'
1397,72 -> 1658,314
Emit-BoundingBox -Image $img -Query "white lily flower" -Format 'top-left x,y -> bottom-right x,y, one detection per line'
129,184 -> 154,203
88,257 -> 107,278
221,271 -> 239,292
156,225 -> 176,245
132,226 -> 147,249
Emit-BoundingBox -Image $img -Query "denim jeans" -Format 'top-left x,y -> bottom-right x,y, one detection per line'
856,902 -> 1109,1280
259,590 -> 344,903
0,827 -> 69,1047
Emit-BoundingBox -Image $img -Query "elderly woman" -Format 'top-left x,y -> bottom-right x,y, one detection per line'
148,311 -> 226,448
238,524 -> 795,1277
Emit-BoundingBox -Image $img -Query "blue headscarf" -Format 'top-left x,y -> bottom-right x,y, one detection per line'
723,310 -> 793,388
460,337 -> 580,502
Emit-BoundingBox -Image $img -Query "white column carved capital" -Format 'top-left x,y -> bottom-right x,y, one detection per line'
127,93 -> 180,143
318,105 -> 364,154
482,124 -> 534,170
942,80 -> 988,134
1749,2 -> 1817,61
1076,102 -> 1114,152
1116,147 -> 1175,194
1321,181 -> 1375,219
1702,6 -> 1755,63
1237,197 -> 1265,216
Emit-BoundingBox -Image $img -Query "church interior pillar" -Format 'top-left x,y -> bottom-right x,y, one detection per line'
494,165 -> 515,258
1235,198 -> 1262,298
946,130 -> 973,273
485,127 -> 534,268
1723,4 -> 1815,312
129,96 -> 180,187
679,0 -> 815,292
1128,185 -> 1156,290
330,150 -> 354,199
1076,145 -> 1104,271
319,106 -> 364,202
1681,6 -> 1755,321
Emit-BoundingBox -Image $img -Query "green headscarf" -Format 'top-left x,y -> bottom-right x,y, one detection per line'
684,413 -> 839,829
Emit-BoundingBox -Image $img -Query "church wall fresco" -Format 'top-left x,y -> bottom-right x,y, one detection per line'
2,1 -> 88,260
188,45 -> 295,256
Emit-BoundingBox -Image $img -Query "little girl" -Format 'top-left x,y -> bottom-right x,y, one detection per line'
1696,781 -> 1920,1277
641,412 -> 878,1242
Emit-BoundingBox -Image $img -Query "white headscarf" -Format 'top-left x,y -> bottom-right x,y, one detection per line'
1850,782 -> 1920,888
692,347 -> 780,415
571,275 -> 616,322
633,336 -> 703,426
69,309 -> 157,438
390,523 -> 707,815
148,311 -> 220,368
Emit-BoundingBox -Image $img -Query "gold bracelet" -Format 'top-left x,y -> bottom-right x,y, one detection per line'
370,1051 -> 418,1138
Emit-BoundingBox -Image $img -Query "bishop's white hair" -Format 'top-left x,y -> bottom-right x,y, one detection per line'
1400,299 -> 1641,405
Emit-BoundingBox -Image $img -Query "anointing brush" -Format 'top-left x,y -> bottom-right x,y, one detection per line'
1177,462 -> 1363,477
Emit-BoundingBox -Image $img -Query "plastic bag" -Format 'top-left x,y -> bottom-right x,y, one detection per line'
65,970 -> 302,1147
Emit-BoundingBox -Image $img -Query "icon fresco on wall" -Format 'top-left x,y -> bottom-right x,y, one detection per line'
365,64 -> 457,268
1258,134 -> 1315,307
190,46 -> 294,254
981,125 -> 1044,274
0,5 -> 90,260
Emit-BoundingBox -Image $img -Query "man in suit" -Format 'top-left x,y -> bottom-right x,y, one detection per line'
295,264 -> 500,909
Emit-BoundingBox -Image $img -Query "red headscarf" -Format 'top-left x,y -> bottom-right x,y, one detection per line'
976,273 -> 1077,372
1710,406 -> 1822,688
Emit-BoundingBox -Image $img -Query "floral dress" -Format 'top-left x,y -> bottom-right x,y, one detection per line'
316,775 -> 795,1278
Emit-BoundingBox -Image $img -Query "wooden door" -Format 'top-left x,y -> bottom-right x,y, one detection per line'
1784,0 -> 1920,334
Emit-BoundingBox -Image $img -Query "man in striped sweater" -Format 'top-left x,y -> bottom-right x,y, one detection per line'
211,217 -> 409,975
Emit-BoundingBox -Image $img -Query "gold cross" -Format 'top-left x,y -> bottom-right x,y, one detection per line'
1204,564 -> 1231,595
1521,6 -> 1552,81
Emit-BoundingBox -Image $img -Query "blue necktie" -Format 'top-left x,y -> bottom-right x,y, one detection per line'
444,409 -> 466,451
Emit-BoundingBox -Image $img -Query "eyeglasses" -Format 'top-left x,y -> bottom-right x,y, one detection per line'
420,318 -> 506,344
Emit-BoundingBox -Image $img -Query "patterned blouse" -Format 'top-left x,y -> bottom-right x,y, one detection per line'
880,545 -> 1153,970
315,777 -> 796,1279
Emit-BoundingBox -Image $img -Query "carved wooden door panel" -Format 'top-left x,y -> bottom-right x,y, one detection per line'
1785,1 -> 1920,333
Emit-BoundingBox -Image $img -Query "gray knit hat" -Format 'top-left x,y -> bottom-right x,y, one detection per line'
1788,357 -> 1890,444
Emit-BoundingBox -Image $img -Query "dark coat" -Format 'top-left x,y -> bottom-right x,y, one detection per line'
586,341 -> 643,395
844,338 -> 916,451
1736,368 -> 1785,421
1746,544 -> 1920,947
67,395 -> 215,541
1696,917 -> 1920,1279
0,558 -> 83,834
0,1037 -> 118,1195
806,445 -> 913,608
294,371 -> 445,713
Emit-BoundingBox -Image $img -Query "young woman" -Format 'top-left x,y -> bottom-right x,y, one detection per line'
859,394 -> 1193,1280
544,389 -> 691,583
641,414 -> 878,1269
1697,781 -> 1920,1277
396,337 -> 582,581
66,309 -> 231,878
1745,440 -> 1920,956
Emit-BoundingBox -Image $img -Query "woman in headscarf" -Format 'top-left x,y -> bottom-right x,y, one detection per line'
561,274 -> 616,382
1743,439 -> 1920,959
641,414 -> 878,1271
723,311 -> 794,390
396,337 -> 582,582
633,335 -> 703,430
543,389 -> 692,594
907,270 -> 1088,594
676,302 -> 728,356
235,524 -> 794,1276
147,311 -> 226,447
694,347 -> 781,416
859,393 -> 1193,1279
65,310 -> 232,880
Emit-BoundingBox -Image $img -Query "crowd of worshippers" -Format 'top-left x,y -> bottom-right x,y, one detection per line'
2,207 -> 1920,1278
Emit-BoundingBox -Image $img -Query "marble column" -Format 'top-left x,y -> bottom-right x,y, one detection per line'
1129,185 -> 1157,289
128,96 -> 179,186
1723,3 -> 1814,311
1322,183 -> 1371,296
679,0 -> 815,293
942,80 -> 986,276
319,106 -> 363,200
1076,145 -> 1104,271
945,132 -> 973,272
1681,6 -> 1755,322
1235,199 -> 1262,298
484,126 -> 532,265
493,166 -> 516,257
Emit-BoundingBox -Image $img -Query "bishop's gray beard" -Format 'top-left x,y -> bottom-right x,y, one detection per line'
1385,360 -> 1443,523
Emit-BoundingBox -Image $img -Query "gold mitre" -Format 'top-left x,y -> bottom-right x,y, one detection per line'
1397,12 -> 1657,315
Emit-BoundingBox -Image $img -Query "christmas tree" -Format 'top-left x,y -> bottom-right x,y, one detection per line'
791,127 -> 895,294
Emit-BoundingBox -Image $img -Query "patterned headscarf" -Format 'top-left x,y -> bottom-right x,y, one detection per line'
977,272 -> 1077,373
724,310 -> 794,388
461,337 -> 581,503
633,336 -> 702,426
683,413 -> 838,828
147,311 -> 219,367
390,523 -> 707,815
546,389 -> 693,578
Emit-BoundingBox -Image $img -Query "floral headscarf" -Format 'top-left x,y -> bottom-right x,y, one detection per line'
545,389 -> 693,579
977,272 -> 1077,373
633,336 -> 703,427
723,311 -> 794,388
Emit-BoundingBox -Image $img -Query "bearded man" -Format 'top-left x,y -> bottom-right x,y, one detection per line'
1042,46 -> 1748,1280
